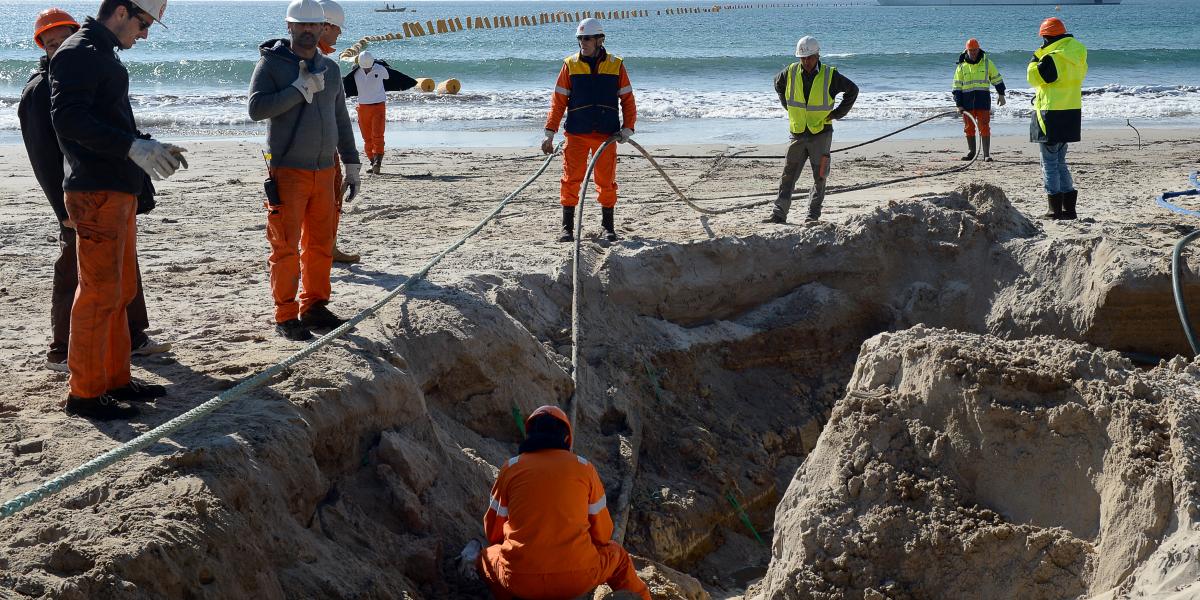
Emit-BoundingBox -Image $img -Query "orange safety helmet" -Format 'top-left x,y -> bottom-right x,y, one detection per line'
525,405 -> 573,449
33,8 -> 79,49
1039,17 -> 1066,37
965,38 -> 981,50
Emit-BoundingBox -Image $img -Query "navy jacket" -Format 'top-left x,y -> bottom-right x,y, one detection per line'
342,59 -> 417,97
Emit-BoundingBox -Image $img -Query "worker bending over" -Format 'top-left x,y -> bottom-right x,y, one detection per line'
1028,17 -> 1088,220
463,405 -> 651,600
248,0 -> 361,341
952,38 -> 1005,162
764,36 -> 857,225
542,18 -> 637,243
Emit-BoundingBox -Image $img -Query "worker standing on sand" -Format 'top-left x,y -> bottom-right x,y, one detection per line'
19,8 -> 172,375
952,38 -> 1006,162
315,0 -> 361,265
457,405 -> 651,600
248,0 -> 361,342
1028,17 -> 1088,221
342,50 -> 417,174
764,36 -> 858,225
541,18 -> 637,243
49,0 -> 183,420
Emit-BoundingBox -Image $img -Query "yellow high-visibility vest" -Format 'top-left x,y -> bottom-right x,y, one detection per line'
1027,37 -> 1088,133
785,63 -> 836,135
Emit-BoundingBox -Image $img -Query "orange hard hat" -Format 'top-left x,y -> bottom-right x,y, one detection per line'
33,8 -> 79,49
1039,17 -> 1066,37
526,405 -> 573,449
965,38 -> 981,50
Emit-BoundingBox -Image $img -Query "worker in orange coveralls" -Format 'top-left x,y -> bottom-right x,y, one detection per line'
458,405 -> 651,600
541,18 -> 637,244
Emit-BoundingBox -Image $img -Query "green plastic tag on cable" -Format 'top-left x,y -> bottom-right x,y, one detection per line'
727,492 -> 765,546
512,405 -> 526,438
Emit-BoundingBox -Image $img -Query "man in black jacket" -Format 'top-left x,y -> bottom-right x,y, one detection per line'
19,7 -> 170,379
48,0 -> 184,420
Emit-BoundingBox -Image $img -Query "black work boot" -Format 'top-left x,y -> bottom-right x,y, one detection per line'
981,136 -> 992,162
65,393 -> 139,420
1042,193 -> 1064,220
559,205 -> 575,242
1060,189 -> 1078,220
108,380 -> 166,403
601,207 -> 618,242
762,213 -> 786,224
276,318 -> 313,341
300,301 -> 347,330
961,136 -> 977,161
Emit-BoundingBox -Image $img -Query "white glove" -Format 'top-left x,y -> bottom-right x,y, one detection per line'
291,61 -> 326,103
128,138 -> 181,180
616,128 -> 634,143
341,163 -> 361,201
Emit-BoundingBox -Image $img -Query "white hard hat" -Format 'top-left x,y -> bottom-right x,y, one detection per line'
286,0 -> 325,24
575,18 -> 604,37
319,0 -> 344,28
130,0 -> 168,27
795,36 -> 820,58
358,51 -> 375,69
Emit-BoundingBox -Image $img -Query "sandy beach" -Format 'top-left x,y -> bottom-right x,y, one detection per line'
2,126 -> 1200,598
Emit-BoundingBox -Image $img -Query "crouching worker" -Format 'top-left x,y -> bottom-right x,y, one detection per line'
464,405 -> 651,600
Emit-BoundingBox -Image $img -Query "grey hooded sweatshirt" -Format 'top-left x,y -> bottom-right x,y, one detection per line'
248,39 -> 359,169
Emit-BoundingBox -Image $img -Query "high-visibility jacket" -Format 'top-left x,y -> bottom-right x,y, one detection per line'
1027,35 -> 1088,144
545,49 -> 636,136
952,51 -> 1005,112
483,449 -> 613,575
784,63 -> 836,135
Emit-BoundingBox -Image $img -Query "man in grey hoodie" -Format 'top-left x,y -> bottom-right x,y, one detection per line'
248,0 -> 361,342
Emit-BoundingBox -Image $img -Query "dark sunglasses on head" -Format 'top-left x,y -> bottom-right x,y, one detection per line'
577,35 -> 602,41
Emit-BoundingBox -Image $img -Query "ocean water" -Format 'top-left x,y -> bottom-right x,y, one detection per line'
1,0 -> 1198,146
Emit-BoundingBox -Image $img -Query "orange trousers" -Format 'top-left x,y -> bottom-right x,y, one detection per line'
560,132 -> 618,208
267,166 -> 337,323
962,109 -> 991,137
64,191 -> 138,398
479,541 -> 650,600
357,102 -> 387,162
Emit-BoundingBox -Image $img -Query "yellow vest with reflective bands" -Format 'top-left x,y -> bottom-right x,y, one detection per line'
785,63 -> 836,135
1028,37 -> 1088,113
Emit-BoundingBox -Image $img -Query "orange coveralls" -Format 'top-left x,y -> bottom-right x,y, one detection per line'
545,52 -> 637,209
480,450 -> 650,600
267,166 -> 337,323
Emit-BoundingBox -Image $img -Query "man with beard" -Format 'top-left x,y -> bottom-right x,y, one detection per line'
248,0 -> 361,342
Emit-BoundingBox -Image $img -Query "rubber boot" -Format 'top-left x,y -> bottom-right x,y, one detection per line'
558,205 -> 574,242
601,207 -> 618,242
981,136 -> 992,162
1041,193 -> 1064,220
1060,189 -> 1078,220
961,136 -> 976,161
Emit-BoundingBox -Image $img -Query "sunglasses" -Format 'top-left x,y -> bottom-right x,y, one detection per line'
577,35 -> 602,41
132,12 -> 152,30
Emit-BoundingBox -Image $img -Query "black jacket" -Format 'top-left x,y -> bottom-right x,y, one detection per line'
773,61 -> 859,134
342,59 -> 417,98
18,56 -> 68,222
49,18 -> 145,196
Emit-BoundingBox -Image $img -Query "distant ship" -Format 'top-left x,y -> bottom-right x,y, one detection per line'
878,0 -> 1119,4
374,4 -> 407,12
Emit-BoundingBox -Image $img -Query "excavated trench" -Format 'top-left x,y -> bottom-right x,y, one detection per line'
3,183 -> 1199,599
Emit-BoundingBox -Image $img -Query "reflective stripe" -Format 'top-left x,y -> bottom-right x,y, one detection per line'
588,494 -> 607,515
576,455 -> 589,465
555,85 -> 571,96
489,496 -> 509,517
617,85 -> 632,96
507,456 -> 520,467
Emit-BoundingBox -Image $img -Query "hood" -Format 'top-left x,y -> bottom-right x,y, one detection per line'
525,405 -> 573,449
260,38 -> 301,65
957,49 -> 986,64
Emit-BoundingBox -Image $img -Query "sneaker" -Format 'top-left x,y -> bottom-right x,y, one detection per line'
64,394 -> 139,420
46,358 -> 69,373
276,319 -> 313,341
131,336 -> 173,356
603,228 -> 619,242
108,380 -> 167,403
300,303 -> 347,330
332,245 -> 361,264
456,539 -> 482,581
762,214 -> 786,224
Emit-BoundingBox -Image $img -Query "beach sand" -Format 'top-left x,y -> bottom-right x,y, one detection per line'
1,126 -> 1198,597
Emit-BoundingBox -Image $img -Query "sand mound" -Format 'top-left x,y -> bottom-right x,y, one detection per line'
754,326 -> 1200,600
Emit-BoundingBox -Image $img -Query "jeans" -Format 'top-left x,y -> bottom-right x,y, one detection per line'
1039,142 -> 1074,195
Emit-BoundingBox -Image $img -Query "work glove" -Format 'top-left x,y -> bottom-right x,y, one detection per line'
541,129 -> 555,155
615,128 -> 634,143
128,138 -> 182,181
291,60 -> 326,103
341,163 -> 361,202
997,94 -> 1007,107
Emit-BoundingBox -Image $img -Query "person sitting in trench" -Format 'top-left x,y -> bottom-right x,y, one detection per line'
459,405 -> 651,600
